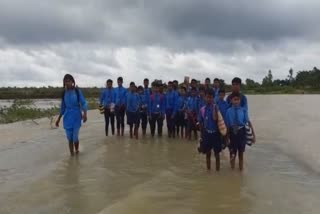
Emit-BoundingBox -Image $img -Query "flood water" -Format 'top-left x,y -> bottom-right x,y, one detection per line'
0,95 -> 320,214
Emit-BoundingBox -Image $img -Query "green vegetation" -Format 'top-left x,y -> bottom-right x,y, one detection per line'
0,67 -> 320,101
0,87 -> 102,99
0,99 -> 99,124
0,99 -> 60,124
241,67 -> 320,94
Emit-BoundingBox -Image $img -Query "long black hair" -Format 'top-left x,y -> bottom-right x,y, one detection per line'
61,74 -> 79,104
63,74 -> 75,88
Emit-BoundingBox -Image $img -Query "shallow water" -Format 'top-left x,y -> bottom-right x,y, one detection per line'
0,95 -> 320,214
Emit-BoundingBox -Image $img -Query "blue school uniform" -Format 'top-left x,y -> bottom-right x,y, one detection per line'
165,90 -> 178,110
186,96 -> 199,130
149,92 -> 165,136
198,96 -> 206,110
115,86 -> 127,130
214,88 -> 220,100
60,89 -> 88,143
138,92 -> 148,129
165,90 -> 178,135
225,105 -> 249,153
126,91 -> 139,125
198,105 -> 221,153
99,88 -> 116,107
176,96 -> 187,127
187,96 -> 199,113
144,87 -> 151,107
226,93 -> 248,111
115,86 -> 127,107
216,99 -> 228,120
149,92 -> 165,115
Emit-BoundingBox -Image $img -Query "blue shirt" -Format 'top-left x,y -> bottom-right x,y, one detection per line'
198,105 -> 218,132
138,92 -> 148,112
226,93 -> 248,111
144,87 -> 151,108
165,90 -> 178,112
149,92 -> 165,114
216,99 -> 228,120
225,106 -> 249,128
198,96 -> 206,110
60,89 -> 87,129
187,96 -> 199,113
99,88 -> 116,107
115,86 -> 127,106
126,91 -> 139,112
177,96 -> 187,111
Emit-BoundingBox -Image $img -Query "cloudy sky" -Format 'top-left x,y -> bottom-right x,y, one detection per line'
0,0 -> 319,87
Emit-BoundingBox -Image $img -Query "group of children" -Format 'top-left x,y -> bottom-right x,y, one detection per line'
56,74 -> 256,171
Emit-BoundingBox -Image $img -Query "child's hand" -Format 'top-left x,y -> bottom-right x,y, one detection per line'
252,135 -> 256,144
55,119 -> 60,127
226,137 -> 230,146
82,113 -> 87,123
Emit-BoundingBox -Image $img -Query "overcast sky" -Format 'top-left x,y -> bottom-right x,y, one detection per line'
0,0 -> 319,87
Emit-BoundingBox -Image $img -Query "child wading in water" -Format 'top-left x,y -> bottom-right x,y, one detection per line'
56,74 -> 88,156
126,82 -> 140,139
225,92 -> 256,171
198,90 -> 222,171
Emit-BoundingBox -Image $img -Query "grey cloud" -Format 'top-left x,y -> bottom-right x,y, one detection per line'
1,0 -> 319,48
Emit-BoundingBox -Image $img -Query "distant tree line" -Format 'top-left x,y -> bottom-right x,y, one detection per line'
243,67 -> 320,93
1,67 -> 320,99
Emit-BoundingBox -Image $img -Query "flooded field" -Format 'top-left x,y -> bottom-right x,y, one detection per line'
0,95 -> 320,214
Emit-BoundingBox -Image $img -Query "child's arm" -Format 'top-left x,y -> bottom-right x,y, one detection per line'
248,120 -> 256,143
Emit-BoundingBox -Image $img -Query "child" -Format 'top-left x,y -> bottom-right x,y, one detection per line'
213,78 -> 221,103
198,85 -> 206,109
55,74 -> 88,156
165,81 -> 178,138
226,77 -> 248,110
149,83 -> 165,137
126,82 -> 140,139
225,92 -> 256,171
198,90 -> 221,171
99,79 -> 116,136
137,85 -> 148,136
115,77 -> 127,136
143,78 -> 152,135
186,87 -> 199,140
216,88 -> 229,149
175,86 -> 188,138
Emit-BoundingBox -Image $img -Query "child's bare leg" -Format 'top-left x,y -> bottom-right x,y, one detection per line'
230,152 -> 236,169
68,141 -> 74,156
215,152 -> 220,171
239,151 -> 244,171
130,125 -> 133,138
74,141 -> 79,154
206,152 -> 211,170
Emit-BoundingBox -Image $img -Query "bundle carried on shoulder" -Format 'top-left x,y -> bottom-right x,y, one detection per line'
245,123 -> 254,146
216,108 -> 227,136
99,105 -> 104,114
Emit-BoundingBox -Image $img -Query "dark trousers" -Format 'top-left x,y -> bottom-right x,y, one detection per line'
166,109 -> 175,136
115,105 -> 125,130
104,108 -> 115,136
139,111 -> 148,130
149,113 -> 163,136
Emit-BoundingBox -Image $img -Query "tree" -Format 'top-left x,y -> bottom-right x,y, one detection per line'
245,78 -> 260,88
262,70 -> 273,87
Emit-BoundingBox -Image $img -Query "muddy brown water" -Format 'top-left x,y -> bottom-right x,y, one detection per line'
0,95 -> 320,214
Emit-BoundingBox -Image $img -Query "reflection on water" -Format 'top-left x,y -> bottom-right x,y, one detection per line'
0,95 -> 320,214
